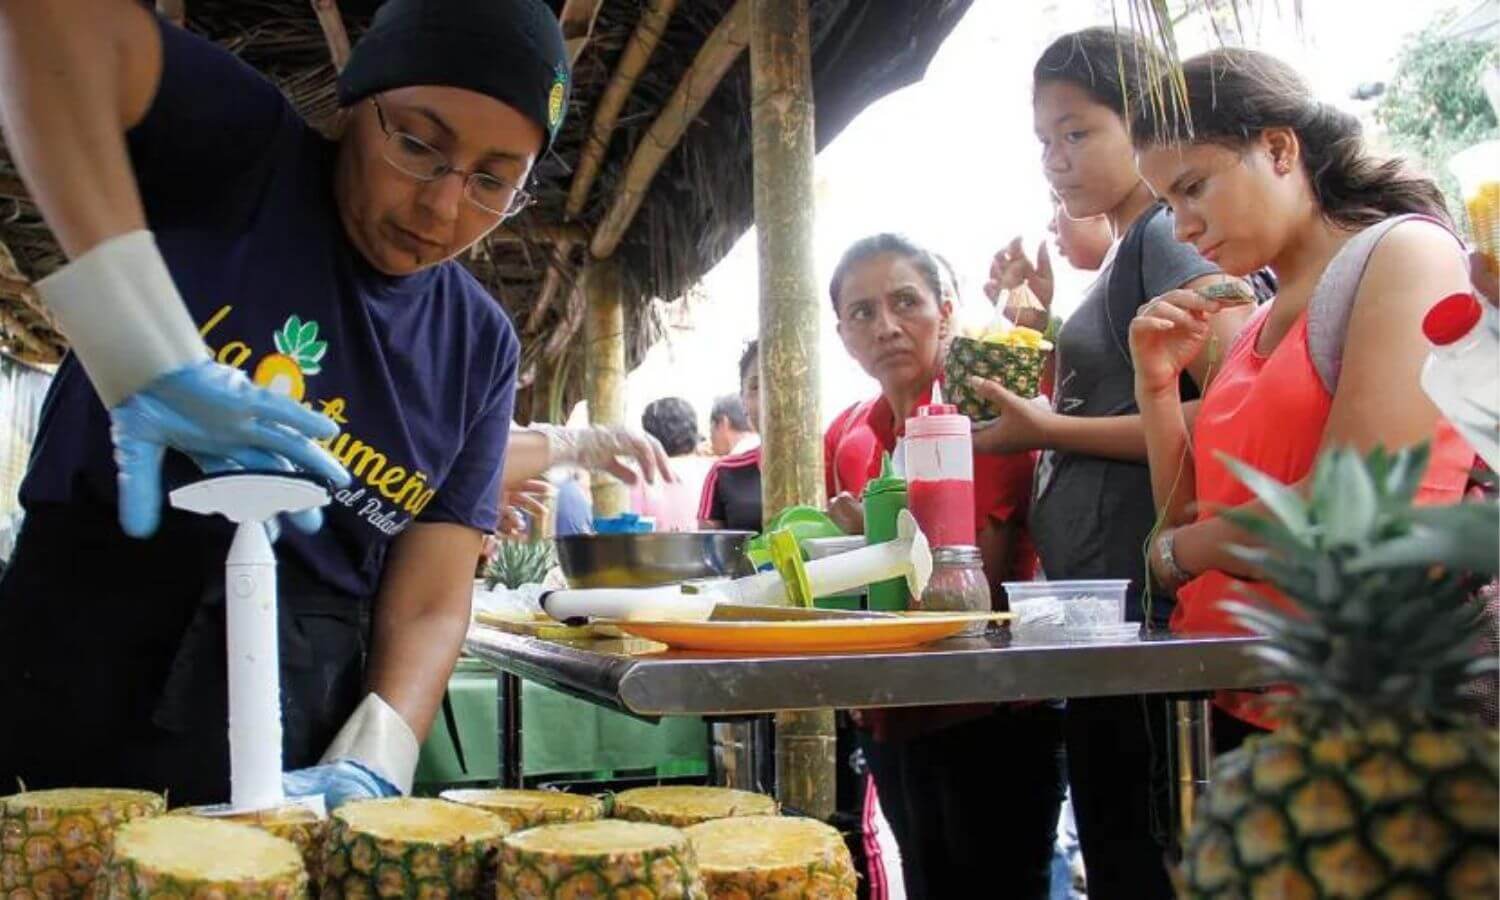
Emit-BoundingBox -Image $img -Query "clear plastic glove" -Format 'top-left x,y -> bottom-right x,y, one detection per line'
541,423 -> 676,484
111,361 -> 351,537
282,759 -> 398,811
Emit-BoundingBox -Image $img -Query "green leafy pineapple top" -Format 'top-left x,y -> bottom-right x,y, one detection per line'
1220,444 -> 1499,732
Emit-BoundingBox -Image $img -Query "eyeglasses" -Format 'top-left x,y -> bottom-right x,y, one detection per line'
370,98 -> 535,218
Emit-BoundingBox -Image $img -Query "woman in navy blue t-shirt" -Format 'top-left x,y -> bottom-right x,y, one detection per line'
0,0 -> 656,809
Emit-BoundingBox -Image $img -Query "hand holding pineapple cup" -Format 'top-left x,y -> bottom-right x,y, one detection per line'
967,376 -> 1056,454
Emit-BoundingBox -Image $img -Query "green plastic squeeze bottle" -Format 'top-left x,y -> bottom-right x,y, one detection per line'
862,452 -> 909,611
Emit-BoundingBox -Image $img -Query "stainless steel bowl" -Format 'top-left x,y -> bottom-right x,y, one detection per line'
555,531 -> 756,588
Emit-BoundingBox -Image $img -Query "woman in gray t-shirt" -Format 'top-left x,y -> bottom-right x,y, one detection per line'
969,27 -> 1252,899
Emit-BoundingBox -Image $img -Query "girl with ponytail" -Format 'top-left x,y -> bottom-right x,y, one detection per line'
970,27 -> 1256,900
1128,49 -> 1476,727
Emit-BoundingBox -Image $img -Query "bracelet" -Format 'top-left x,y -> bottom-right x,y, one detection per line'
1156,528 -> 1192,587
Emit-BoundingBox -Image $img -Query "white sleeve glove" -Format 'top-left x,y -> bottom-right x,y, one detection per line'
532,423 -> 675,484
318,692 -> 421,795
35,230 -> 209,406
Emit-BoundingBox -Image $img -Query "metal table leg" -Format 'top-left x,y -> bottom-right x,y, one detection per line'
1168,695 -> 1214,852
708,717 -> 774,793
501,673 -> 523,788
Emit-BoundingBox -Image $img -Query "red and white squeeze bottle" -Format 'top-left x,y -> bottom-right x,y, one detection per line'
903,402 -> 976,548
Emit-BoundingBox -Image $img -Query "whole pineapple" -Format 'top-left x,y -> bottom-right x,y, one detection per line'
483,539 -> 556,590
1183,445 -> 1499,898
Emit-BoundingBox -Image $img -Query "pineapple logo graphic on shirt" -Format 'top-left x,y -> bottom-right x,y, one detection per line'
252,315 -> 328,401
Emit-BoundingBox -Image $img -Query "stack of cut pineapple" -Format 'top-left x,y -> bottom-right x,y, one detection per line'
498,819 -> 703,898
320,797 -> 508,898
441,788 -> 604,832
686,815 -> 857,899
1,787 -> 164,897
3,773 -> 811,897
175,803 -> 327,886
103,816 -> 308,898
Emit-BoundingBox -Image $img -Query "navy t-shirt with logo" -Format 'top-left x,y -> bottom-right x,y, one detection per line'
19,20 -> 518,599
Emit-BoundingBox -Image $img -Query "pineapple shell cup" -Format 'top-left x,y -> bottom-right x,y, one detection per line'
100,816 -> 308,899
498,820 -> 704,899
942,337 -> 1047,422
320,797 -> 508,899
173,803 -> 327,888
685,815 -> 857,899
1,787 -> 165,899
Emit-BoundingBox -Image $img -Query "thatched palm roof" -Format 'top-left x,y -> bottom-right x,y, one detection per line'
0,0 -> 968,413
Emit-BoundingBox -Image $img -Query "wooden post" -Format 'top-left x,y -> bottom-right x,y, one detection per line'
751,0 -> 835,821
583,260 -> 628,517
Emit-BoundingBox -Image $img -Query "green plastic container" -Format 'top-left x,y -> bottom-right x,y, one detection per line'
862,453 -> 909,611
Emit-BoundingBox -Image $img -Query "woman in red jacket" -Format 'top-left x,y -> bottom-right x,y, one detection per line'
824,233 -> 1062,899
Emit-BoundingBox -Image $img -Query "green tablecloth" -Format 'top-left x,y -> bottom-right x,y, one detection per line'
414,658 -> 707,788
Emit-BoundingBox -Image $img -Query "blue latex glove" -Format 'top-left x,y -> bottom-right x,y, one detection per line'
283,759 -> 399,810
110,360 -> 351,537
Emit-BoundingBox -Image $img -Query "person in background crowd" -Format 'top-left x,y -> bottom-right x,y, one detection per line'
824,233 -> 1060,899
987,196 -> 1115,397
968,28 -> 1254,899
1048,193 -> 1114,273
699,341 -> 763,531
1127,48 -> 1476,727
708,394 -> 756,457
496,422 -> 671,538
633,397 -> 712,532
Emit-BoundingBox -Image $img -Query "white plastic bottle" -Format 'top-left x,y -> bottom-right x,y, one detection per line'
1420,292 -> 1500,470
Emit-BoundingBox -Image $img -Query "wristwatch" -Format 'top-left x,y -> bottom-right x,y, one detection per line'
1156,528 -> 1192,588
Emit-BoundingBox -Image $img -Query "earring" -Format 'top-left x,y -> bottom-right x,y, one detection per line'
1275,158 -> 1292,175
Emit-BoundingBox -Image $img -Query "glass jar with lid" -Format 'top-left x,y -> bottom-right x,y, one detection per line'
915,545 -> 990,636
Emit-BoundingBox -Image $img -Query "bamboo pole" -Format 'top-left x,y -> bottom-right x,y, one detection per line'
309,0 -> 352,73
529,0 -> 680,327
544,279 -> 586,359
525,249 -> 571,332
583,260 -> 628,517
750,0 -> 835,821
567,0 -> 679,221
558,0 -> 607,64
590,0 -> 751,260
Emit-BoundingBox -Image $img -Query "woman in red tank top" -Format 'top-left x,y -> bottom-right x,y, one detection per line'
1124,49 -> 1476,730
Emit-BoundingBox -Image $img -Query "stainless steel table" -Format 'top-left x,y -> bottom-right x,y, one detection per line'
465,625 -> 1271,841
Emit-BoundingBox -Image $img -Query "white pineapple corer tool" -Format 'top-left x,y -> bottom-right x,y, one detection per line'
542,509 -> 933,623
169,472 -> 332,814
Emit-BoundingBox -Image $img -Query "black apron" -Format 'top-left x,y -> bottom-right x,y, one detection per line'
0,499 -> 369,807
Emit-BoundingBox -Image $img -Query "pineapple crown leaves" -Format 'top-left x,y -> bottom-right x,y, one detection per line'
272,315 -> 328,376
1216,443 -> 1499,731
482,538 -> 556,590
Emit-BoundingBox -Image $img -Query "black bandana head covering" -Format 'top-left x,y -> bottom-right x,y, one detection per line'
338,0 -> 571,156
